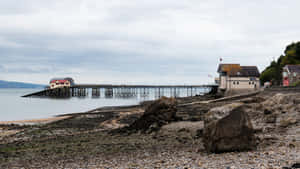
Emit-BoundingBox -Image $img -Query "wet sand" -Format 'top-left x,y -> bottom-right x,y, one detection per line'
0,116 -> 71,125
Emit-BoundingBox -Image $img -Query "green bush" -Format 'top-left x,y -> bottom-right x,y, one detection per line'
291,81 -> 300,87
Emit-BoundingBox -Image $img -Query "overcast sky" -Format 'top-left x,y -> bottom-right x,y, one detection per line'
0,0 -> 299,84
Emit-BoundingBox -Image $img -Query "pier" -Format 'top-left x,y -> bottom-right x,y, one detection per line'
22,84 -> 218,99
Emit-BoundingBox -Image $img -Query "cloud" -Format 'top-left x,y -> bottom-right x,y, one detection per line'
0,0 -> 299,84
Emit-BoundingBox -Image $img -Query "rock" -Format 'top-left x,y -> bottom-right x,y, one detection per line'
292,163 -> 300,168
263,93 -> 288,105
293,98 -> 300,104
127,97 -> 177,132
203,104 -> 256,153
253,127 -> 263,133
288,141 -> 300,148
265,114 -> 277,123
264,109 -> 272,115
195,128 -> 203,138
283,163 -> 300,169
279,117 -> 297,128
241,97 -> 265,104
262,93 -> 300,114
204,102 -> 244,123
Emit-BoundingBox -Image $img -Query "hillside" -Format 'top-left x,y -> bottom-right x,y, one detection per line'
0,80 -> 45,88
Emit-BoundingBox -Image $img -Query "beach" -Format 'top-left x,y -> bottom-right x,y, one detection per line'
0,91 -> 299,168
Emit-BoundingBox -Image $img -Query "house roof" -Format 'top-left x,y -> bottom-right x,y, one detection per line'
284,65 -> 300,73
49,77 -> 74,85
218,64 -> 260,77
217,64 -> 240,73
50,80 -> 68,84
238,66 -> 260,77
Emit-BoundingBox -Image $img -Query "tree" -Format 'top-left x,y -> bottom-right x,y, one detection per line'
260,61 -> 281,85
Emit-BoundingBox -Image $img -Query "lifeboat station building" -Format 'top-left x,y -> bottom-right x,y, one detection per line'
49,78 -> 74,89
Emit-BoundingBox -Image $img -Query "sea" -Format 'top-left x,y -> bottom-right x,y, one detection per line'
0,88 -> 141,121
0,88 -> 207,121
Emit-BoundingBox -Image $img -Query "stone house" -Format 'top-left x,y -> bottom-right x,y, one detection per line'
217,64 -> 260,93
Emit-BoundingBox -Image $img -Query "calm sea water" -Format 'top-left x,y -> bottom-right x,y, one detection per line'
0,89 -> 142,121
0,88 -> 208,121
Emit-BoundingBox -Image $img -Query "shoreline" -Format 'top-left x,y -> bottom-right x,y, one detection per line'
0,102 -> 145,125
0,90 -> 257,125
0,95 -> 203,125
0,116 -> 71,125
0,103 -> 144,125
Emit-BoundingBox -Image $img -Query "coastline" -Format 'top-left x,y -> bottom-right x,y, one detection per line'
0,94 -> 205,125
0,87 -> 143,123
0,104 -> 142,125
0,116 -> 71,125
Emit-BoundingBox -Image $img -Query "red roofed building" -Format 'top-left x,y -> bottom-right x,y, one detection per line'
49,78 -> 74,89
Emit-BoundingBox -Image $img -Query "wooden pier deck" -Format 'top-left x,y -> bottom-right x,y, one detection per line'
22,88 -> 52,97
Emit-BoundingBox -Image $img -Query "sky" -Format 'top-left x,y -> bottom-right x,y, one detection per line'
0,0 -> 299,85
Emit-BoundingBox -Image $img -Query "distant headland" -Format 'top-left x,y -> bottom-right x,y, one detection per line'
0,80 -> 45,89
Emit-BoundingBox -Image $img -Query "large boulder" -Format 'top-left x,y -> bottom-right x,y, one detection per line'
203,103 -> 256,153
128,97 -> 177,132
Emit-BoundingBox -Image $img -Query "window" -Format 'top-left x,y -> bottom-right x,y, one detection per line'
233,81 -> 235,85
237,81 -> 239,85
221,72 -> 227,76
249,82 -> 251,85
